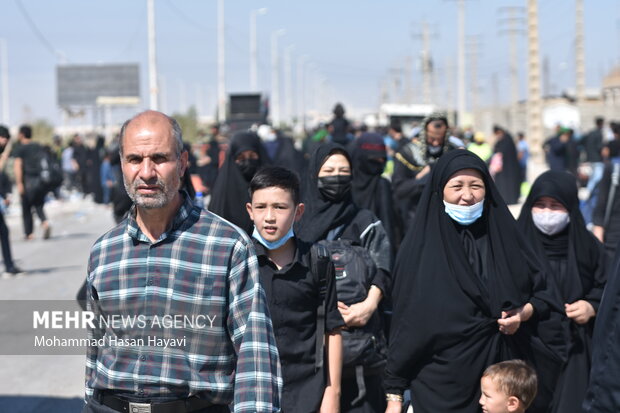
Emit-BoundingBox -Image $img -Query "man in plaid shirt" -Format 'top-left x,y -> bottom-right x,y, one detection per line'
83,110 -> 282,413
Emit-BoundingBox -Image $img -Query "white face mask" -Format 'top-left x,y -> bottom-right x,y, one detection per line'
443,200 -> 484,225
532,211 -> 570,236
257,125 -> 277,142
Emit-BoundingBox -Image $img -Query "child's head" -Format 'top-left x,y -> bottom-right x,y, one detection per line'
480,360 -> 537,413
247,166 -> 304,246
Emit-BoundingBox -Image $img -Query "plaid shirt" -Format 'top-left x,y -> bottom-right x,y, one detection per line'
85,193 -> 282,412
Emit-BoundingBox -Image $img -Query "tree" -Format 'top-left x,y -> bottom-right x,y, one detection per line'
32,119 -> 56,145
172,106 -> 199,144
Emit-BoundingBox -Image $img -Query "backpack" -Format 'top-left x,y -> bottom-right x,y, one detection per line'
311,238 -> 388,406
36,148 -> 63,191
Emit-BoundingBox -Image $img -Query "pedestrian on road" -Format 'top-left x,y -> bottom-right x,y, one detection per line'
583,239 -> 620,412
296,143 -> 392,413
208,131 -> 270,234
247,166 -> 344,413
83,110 -> 282,413
518,170 -> 606,413
391,112 -> 458,231
385,150 -> 568,413
0,125 -> 23,276
12,124 -> 51,240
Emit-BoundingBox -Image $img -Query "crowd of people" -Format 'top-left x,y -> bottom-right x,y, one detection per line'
3,102 -> 620,413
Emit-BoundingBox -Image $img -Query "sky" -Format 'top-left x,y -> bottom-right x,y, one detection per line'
0,0 -> 619,128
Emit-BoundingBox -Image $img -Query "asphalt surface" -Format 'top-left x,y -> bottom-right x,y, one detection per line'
0,194 -> 116,413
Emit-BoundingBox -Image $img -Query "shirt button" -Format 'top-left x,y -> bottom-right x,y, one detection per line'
147,280 -> 153,286
141,355 -> 146,361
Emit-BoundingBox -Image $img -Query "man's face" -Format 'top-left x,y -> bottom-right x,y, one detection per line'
121,115 -> 188,209
426,119 -> 447,146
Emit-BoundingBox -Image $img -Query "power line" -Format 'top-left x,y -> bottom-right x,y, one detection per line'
165,0 -> 214,32
14,0 -> 64,61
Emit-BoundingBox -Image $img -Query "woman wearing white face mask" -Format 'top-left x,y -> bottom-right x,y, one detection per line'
518,170 -> 607,413
386,150 -> 568,413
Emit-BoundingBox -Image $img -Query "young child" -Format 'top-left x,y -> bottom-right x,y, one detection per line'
480,360 -> 538,413
246,166 -> 344,413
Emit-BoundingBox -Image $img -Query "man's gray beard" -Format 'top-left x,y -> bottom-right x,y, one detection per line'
123,177 -> 176,209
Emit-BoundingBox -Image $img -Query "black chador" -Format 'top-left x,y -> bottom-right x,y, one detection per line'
518,171 -> 606,413
385,150 -> 569,413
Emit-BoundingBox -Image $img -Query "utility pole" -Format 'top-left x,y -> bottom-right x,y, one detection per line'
217,0 -> 226,123
457,0 -> 466,126
499,6 -> 526,133
0,38 -> 9,125
466,36 -> 482,127
404,56 -> 413,103
445,57 -> 455,112
412,22 -> 437,105
195,83 -> 203,117
147,0 -> 159,111
543,55 -> 550,96
284,45 -> 294,126
575,0 -> 586,104
297,55 -> 307,132
527,0 -> 543,156
178,79 -> 186,113
270,30 -> 285,127
389,67 -> 404,103
160,75 -> 168,114
250,8 -> 267,92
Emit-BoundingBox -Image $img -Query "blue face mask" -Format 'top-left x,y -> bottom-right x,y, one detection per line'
252,220 -> 296,250
443,200 -> 484,225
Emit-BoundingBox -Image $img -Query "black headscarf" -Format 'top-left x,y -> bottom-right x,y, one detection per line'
295,142 -> 358,243
208,131 -> 269,234
518,171 -> 606,413
351,133 -> 386,211
518,170 -> 606,304
351,133 -> 398,248
493,129 -> 521,205
386,149 -> 568,412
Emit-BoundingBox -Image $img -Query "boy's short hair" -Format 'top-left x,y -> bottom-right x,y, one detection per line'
249,166 -> 301,205
483,360 -> 538,409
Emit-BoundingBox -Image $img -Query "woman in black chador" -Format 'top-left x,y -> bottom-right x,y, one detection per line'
208,131 -> 269,234
384,150 -> 568,413
518,170 -> 606,413
350,133 -> 397,249
296,142 -> 392,413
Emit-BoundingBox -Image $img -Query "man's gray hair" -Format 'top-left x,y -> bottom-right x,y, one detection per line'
118,111 -> 184,157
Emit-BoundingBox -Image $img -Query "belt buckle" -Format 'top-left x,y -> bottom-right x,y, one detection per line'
128,402 -> 152,413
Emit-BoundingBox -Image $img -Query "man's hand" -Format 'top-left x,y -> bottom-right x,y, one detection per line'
416,165 -> 431,179
565,300 -> 596,324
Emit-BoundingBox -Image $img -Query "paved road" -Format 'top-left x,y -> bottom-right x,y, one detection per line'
0,195 -> 116,413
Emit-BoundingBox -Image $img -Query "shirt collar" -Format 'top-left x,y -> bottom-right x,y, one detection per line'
253,237 -> 308,271
126,191 -> 194,243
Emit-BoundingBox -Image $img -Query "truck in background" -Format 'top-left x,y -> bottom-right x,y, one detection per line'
225,93 -> 269,133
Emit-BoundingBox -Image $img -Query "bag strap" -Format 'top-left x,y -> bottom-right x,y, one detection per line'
604,163 -> 620,228
310,243 -> 331,372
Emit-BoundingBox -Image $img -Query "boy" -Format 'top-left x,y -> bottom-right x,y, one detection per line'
246,166 -> 344,413
480,360 -> 538,413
